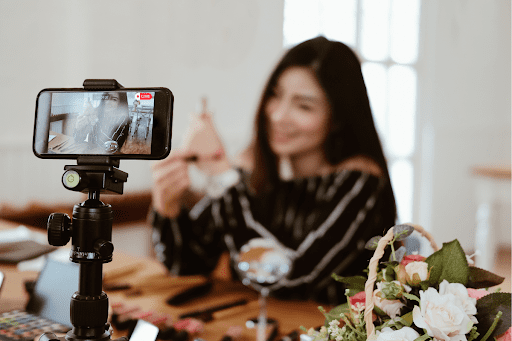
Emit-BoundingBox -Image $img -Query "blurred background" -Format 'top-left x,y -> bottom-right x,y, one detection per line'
0,1 -> 509,276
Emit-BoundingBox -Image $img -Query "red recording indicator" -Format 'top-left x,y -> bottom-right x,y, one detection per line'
136,93 -> 153,100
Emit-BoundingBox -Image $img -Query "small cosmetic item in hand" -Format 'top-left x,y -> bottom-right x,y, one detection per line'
184,149 -> 225,163
181,97 -> 231,176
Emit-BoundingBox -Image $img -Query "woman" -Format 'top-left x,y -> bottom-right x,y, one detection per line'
74,92 -> 130,154
151,36 -> 396,304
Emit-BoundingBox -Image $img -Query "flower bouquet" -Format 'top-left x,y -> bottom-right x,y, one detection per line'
303,224 -> 511,341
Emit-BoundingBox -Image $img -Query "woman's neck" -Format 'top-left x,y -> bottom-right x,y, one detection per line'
288,151 -> 332,178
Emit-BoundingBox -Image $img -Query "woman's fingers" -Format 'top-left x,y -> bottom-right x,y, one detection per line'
152,148 -> 196,170
152,158 -> 188,185
151,148 -> 193,217
155,166 -> 189,192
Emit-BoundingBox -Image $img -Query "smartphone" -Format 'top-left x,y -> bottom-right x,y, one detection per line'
129,319 -> 159,341
33,88 -> 173,160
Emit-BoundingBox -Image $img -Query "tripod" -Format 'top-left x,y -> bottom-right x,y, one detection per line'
37,77 -> 134,341
40,156 -> 129,341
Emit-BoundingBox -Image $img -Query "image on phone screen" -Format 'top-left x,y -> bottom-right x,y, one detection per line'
43,91 -> 155,155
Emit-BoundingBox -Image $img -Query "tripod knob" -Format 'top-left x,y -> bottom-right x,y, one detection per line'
94,239 -> 114,258
48,213 -> 72,246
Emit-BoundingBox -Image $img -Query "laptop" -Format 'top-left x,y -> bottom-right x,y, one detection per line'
0,258 -> 79,340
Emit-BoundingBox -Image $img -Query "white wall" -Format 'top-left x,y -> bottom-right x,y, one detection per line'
0,0 -> 284,206
417,0 -> 511,250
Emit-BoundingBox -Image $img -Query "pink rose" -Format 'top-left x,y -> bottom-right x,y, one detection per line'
466,288 -> 491,300
396,256 -> 429,286
347,290 -> 377,323
497,327 -> 512,341
349,291 -> 366,309
401,254 -> 427,266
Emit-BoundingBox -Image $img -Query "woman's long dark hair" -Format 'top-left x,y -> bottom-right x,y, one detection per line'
250,36 -> 396,224
95,91 -> 130,150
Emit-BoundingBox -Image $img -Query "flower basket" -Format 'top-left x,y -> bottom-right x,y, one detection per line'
364,224 -> 439,338
304,224 -> 511,341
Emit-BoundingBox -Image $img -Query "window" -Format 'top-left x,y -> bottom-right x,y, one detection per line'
284,0 -> 421,223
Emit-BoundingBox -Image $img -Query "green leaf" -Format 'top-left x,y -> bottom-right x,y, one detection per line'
393,224 -> 415,241
365,236 -> 382,250
400,311 -> 413,327
383,264 -> 396,282
413,333 -> 431,341
425,240 -> 469,286
425,250 -> 443,285
403,292 -> 421,304
467,266 -> 505,289
322,303 -> 350,326
419,281 -> 430,291
346,288 -> 363,297
389,246 -> 406,263
331,274 -> 367,291
480,311 -> 502,341
475,292 -> 511,337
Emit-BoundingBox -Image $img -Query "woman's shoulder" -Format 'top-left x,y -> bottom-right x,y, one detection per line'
333,155 -> 384,178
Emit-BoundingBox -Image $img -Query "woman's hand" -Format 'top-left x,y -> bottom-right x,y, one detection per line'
151,149 -> 194,218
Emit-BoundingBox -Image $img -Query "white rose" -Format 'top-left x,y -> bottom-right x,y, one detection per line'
375,327 -> 420,341
405,261 -> 429,282
413,287 -> 474,341
439,280 -> 478,323
374,282 -> 406,319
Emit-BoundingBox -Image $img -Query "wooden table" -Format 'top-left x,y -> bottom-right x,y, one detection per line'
0,219 -> 328,341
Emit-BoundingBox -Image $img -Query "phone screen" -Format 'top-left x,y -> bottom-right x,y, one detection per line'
33,88 -> 173,160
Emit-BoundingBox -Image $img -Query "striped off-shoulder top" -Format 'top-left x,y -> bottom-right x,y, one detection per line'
151,169 -> 393,305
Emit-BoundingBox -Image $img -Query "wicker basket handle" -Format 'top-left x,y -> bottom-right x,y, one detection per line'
363,224 -> 439,338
